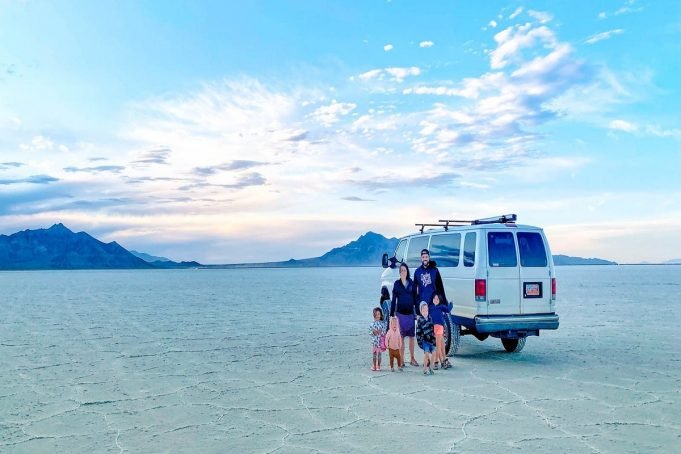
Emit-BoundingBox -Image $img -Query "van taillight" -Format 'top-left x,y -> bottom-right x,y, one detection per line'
475,279 -> 486,302
551,278 -> 556,300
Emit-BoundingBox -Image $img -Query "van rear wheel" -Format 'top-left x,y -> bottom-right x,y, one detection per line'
445,314 -> 460,356
501,337 -> 526,353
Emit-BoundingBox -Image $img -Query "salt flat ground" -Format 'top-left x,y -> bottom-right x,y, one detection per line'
1,266 -> 680,453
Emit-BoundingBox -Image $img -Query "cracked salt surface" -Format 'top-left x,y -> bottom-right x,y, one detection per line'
1,266 -> 680,453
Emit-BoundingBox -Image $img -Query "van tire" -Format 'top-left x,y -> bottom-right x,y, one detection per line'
502,337 -> 526,353
445,314 -> 460,356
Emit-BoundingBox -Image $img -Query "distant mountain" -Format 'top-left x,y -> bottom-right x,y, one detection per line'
130,250 -> 171,263
552,254 -> 617,266
0,224 -> 202,270
213,231 -> 400,268
0,224 -> 152,270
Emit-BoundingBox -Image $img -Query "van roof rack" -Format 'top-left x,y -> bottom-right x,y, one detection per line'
416,214 -> 517,233
415,223 -> 449,233
471,214 -> 517,225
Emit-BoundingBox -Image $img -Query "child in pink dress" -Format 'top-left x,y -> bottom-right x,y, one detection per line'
369,307 -> 387,371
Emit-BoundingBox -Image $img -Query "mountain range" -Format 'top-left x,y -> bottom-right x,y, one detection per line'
0,223 -> 635,270
0,224 -> 200,270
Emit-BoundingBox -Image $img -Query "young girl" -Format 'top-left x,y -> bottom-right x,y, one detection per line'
384,316 -> 404,371
369,307 -> 387,371
431,294 -> 452,370
416,302 -> 436,375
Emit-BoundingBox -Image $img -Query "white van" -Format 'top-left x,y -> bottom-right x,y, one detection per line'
380,214 -> 559,354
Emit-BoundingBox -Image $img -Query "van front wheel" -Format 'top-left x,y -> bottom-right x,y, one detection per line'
502,337 -> 526,353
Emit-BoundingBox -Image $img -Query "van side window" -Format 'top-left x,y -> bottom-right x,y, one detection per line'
463,232 -> 476,267
488,232 -> 518,267
517,232 -> 548,267
394,239 -> 407,263
406,236 -> 430,268
430,233 -> 461,267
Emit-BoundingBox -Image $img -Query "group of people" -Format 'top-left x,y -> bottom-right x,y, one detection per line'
370,248 -> 453,375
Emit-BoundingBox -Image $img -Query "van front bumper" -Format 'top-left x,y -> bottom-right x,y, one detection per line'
474,313 -> 559,334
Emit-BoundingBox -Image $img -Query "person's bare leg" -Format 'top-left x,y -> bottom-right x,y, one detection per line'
409,337 -> 418,365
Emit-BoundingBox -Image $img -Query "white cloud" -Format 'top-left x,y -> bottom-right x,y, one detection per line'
615,0 -> 643,16
20,135 -> 54,151
509,7 -> 524,19
490,24 -> 557,69
528,10 -> 553,24
310,100 -> 357,126
359,66 -> 421,83
489,20 -> 498,28
598,11 -> 607,19
609,119 -> 639,132
608,119 -> 681,137
419,40 -> 434,48
383,44 -> 393,52
585,29 -> 624,44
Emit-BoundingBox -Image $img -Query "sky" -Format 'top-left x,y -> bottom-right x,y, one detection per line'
1,0 -> 680,264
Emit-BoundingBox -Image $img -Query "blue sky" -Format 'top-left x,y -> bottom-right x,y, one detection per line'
1,0 -> 680,263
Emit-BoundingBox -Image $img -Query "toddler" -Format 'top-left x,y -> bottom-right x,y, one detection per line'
416,301 -> 436,375
384,316 -> 404,371
369,307 -> 386,371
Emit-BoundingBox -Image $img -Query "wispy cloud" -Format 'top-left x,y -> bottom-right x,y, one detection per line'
0,174 -> 59,185
63,165 -> 126,174
609,119 -> 681,137
192,160 -> 270,176
341,196 -> 375,202
585,29 -> 624,44
383,44 -> 393,52
0,162 -> 24,170
20,135 -> 54,151
358,66 -> 421,83
419,41 -> 434,48
132,148 -> 171,166
310,101 -> 356,126
527,10 -> 553,24
509,7 -> 523,20
609,119 -> 638,132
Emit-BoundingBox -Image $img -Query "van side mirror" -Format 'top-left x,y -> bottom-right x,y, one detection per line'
382,253 -> 397,269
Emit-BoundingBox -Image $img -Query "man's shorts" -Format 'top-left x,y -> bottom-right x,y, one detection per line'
421,341 -> 435,353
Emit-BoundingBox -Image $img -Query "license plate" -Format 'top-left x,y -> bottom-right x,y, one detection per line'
524,282 -> 542,298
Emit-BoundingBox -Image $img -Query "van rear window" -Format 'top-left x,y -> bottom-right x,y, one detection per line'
488,232 -> 517,267
463,232 -> 476,267
517,232 -> 548,267
430,233 -> 461,267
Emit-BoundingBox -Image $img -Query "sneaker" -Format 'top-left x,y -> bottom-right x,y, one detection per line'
443,360 -> 452,369
433,362 -> 440,370
428,367 -> 434,375
391,368 -> 395,372
423,370 -> 428,375
410,359 -> 419,367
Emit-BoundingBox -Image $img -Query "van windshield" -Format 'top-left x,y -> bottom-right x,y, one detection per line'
517,232 -> 548,267
406,236 -> 430,268
488,232 -> 517,267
